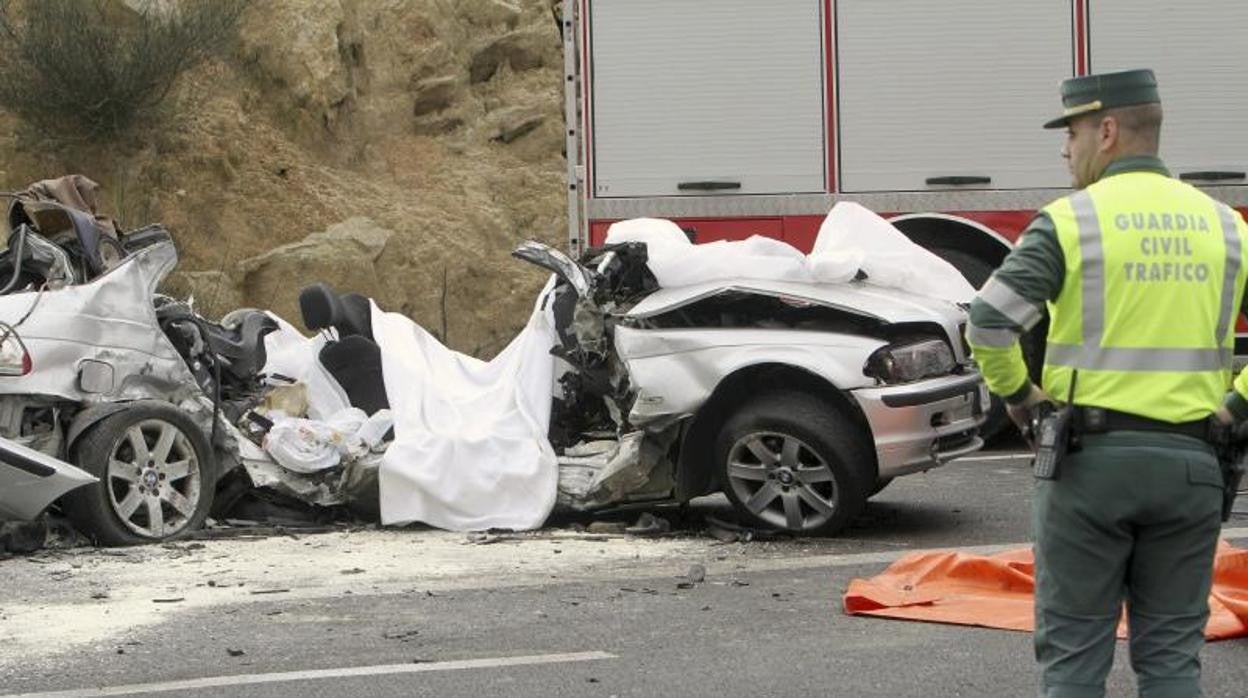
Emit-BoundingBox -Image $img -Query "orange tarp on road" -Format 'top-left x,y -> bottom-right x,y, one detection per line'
843,541 -> 1248,641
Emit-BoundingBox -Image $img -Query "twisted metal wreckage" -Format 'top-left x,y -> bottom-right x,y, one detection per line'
0,179 -> 989,548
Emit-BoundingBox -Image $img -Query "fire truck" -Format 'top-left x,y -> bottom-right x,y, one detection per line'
562,0 -> 1248,293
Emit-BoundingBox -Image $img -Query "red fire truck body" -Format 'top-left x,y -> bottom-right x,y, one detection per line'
563,0 -> 1248,293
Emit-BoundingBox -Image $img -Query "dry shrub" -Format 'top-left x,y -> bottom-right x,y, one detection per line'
0,0 -> 248,139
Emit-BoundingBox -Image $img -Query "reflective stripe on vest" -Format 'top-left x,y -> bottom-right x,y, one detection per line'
978,277 -> 1044,330
1045,344 -> 1231,372
1047,186 -> 1241,373
1216,204 -> 1243,343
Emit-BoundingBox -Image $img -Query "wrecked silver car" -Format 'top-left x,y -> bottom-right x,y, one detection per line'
520,239 -> 988,535
0,435 -> 96,521
0,211 -> 281,544
0,186 -> 987,542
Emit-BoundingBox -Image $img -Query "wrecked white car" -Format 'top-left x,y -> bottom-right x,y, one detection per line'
0,192 -> 987,543
0,436 -> 96,521
0,215 -> 281,545
517,227 -> 988,535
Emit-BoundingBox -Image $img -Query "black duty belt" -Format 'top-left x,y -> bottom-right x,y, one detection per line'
1075,407 -> 1212,442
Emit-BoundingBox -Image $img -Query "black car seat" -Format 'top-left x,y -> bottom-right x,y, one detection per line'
155,302 -> 277,387
297,282 -> 341,334
338,292 -> 373,340
298,283 -> 389,415
205,311 -> 279,382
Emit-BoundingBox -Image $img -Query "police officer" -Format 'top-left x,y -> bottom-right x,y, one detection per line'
966,69 -> 1248,697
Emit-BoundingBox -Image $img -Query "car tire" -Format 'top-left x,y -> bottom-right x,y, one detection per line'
64,403 -> 215,546
929,247 -> 1010,442
715,391 -> 872,535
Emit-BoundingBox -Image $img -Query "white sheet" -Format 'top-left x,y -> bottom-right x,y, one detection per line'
604,203 -> 975,304
374,281 -> 560,531
262,315 -> 352,420
812,203 -> 975,303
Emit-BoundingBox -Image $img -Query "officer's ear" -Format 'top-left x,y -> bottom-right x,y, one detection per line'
1096,114 -> 1120,153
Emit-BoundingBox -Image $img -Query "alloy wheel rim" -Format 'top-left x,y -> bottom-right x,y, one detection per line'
726,431 -> 838,531
105,419 -> 201,538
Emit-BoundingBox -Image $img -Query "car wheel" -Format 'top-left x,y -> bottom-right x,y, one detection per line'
64,403 -> 215,546
715,392 -> 872,535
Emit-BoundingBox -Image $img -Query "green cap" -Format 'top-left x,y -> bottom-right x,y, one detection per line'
1043,68 -> 1160,129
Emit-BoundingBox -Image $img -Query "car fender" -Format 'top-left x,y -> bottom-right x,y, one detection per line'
66,399 -> 214,453
613,325 -> 884,425
65,402 -> 136,452
671,361 -> 878,501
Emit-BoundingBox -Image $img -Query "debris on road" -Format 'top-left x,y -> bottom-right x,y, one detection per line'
382,629 -> 420,642
677,563 -> 707,589
686,564 -> 706,583
625,512 -> 671,536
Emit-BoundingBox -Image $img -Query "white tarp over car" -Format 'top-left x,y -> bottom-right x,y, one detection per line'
604,202 -> 975,303
372,282 -> 560,531
249,203 -> 973,532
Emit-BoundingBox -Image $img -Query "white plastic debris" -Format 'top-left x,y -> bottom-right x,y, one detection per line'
356,409 -> 394,449
262,407 -> 371,474
263,419 -> 342,474
326,407 -> 368,438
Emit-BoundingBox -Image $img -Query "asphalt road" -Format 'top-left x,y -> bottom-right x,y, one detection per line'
2,450 -> 1246,698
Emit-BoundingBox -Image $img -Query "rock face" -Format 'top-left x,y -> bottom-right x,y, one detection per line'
236,217 -> 394,327
0,0 -> 567,356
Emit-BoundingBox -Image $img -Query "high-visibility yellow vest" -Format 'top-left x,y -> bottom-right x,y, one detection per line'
1042,171 -> 1248,422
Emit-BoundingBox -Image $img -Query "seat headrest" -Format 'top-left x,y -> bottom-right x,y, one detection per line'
298,282 -> 342,332
337,292 -> 373,340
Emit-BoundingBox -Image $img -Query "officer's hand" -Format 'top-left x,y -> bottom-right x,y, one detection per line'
1005,383 -> 1051,432
1215,405 -> 1234,426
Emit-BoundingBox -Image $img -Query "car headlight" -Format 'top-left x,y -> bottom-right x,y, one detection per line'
864,339 -> 954,384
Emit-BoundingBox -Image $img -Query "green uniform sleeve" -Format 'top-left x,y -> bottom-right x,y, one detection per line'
964,213 -> 1065,402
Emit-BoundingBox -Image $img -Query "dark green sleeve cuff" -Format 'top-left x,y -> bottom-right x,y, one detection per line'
1225,391 -> 1248,422
1004,381 -> 1033,405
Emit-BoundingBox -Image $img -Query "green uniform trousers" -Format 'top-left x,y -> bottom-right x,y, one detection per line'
1034,431 -> 1224,698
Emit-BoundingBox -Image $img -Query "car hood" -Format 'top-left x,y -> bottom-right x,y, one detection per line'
625,279 -> 967,326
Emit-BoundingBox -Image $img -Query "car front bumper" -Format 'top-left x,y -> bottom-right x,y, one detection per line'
0,436 -> 97,520
850,372 -> 988,479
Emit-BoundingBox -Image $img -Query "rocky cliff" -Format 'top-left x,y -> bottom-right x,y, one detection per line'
0,0 -> 567,355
